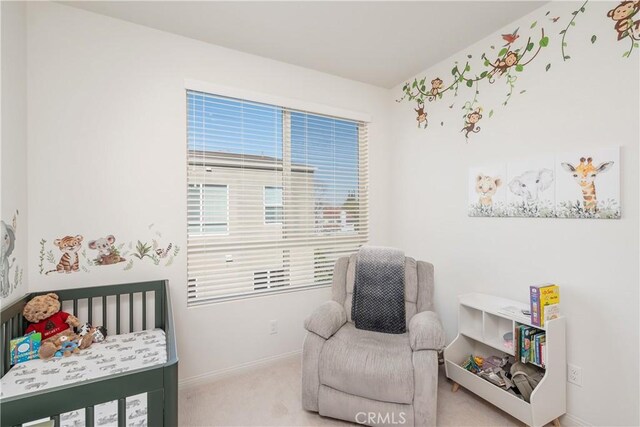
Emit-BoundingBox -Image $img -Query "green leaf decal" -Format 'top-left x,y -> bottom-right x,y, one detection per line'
515,64 -> 524,72
545,63 -> 551,72
480,71 -> 488,78
539,36 -> 549,47
530,21 -> 537,29
564,55 -> 571,60
488,110 -> 494,118
527,42 -> 534,51
498,47 -> 508,57
591,35 -> 597,44
466,80 -> 473,88
465,64 -> 471,72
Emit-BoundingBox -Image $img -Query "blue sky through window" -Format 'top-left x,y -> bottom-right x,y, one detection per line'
187,91 -> 359,206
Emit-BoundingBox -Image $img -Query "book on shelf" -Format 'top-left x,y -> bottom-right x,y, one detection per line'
530,284 -> 560,327
517,324 -> 546,367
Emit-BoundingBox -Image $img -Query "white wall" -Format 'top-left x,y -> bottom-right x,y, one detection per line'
26,2 -> 392,382
1,1 -> 28,305
389,2 -> 638,426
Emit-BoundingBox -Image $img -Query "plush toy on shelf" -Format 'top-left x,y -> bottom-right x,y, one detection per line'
23,293 -> 94,360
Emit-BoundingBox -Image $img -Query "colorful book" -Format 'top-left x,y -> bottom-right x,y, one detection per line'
530,284 -> 560,327
10,332 -> 41,365
538,335 -> 547,367
530,286 -> 540,326
521,327 -> 532,363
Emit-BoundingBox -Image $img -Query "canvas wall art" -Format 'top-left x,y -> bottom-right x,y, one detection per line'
468,146 -> 620,219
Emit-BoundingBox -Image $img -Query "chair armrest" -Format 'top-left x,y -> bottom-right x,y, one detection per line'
409,311 -> 445,351
304,301 -> 347,339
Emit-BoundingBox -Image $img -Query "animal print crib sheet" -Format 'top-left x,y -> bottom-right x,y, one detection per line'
0,329 -> 166,400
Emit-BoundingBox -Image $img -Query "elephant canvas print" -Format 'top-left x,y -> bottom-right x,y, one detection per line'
505,157 -> 556,217
555,147 -> 620,219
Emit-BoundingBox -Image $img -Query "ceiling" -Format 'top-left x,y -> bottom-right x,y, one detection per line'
62,1 -> 545,88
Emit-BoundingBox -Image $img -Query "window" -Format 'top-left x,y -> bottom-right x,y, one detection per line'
187,184 -> 228,235
264,186 -> 283,224
186,90 -> 368,305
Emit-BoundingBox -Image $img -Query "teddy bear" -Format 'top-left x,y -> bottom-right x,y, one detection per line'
23,293 -> 94,360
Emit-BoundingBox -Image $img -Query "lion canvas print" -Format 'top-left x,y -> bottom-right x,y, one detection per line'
468,164 -> 507,217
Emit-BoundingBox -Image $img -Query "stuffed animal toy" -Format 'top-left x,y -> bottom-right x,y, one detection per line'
78,322 -> 108,343
53,335 -> 80,357
23,293 -> 93,359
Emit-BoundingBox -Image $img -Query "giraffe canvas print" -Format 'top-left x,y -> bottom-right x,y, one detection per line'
468,146 -> 620,219
556,147 -> 620,219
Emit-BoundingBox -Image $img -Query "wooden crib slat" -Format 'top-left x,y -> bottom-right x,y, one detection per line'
86,405 -> 94,426
12,315 -> 19,339
148,389 -> 164,426
73,299 -> 78,316
142,291 -> 147,330
118,398 -> 126,427
52,414 -> 60,427
88,297 -> 93,324
2,323 -> 7,377
17,313 -> 24,336
102,296 -> 107,327
129,293 -> 134,333
4,320 -> 12,375
116,295 -> 121,334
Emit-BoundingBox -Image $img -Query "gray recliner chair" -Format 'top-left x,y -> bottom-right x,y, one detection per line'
302,254 -> 445,426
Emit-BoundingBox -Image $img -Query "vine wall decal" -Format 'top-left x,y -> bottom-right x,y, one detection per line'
398,0 -> 639,141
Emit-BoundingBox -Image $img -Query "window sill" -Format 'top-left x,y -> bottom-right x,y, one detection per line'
187,283 -> 331,307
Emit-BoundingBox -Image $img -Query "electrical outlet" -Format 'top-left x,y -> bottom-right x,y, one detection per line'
269,320 -> 278,335
568,364 -> 582,386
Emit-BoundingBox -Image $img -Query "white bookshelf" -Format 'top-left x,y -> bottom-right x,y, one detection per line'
444,293 -> 566,427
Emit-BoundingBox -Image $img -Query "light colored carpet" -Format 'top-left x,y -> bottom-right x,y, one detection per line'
178,354 -> 539,427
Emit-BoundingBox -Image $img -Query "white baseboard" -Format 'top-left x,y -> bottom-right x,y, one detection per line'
562,412 -> 593,427
178,349 -> 302,391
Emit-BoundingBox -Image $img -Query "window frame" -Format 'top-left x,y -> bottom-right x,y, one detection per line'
185,84 -> 370,306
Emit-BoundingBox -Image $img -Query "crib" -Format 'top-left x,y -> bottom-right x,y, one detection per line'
0,280 -> 178,427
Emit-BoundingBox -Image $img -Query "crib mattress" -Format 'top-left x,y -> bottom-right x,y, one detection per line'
1,328 -> 167,400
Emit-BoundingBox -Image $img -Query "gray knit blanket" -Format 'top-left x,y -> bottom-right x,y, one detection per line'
351,246 -> 406,334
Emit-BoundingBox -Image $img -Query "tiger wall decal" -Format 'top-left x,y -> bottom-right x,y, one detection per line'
44,235 -> 83,274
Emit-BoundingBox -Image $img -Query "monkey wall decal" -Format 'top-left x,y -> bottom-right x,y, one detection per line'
461,108 -> 483,139
487,51 -> 519,82
607,1 -> 640,41
414,102 -> 428,129
428,78 -> 444,101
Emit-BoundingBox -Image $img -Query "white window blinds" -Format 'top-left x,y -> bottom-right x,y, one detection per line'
187,90 -> 369,305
